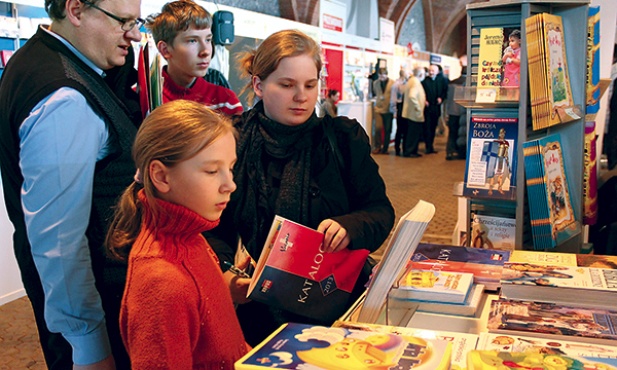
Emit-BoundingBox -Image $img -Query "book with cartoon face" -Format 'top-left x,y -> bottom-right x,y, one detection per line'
235,322 -> 452,370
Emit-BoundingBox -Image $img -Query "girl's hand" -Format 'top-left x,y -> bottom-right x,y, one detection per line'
223,256 -> 252,304
318,219 -> 351,253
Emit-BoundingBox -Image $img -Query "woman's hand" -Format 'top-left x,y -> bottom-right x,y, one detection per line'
222,256 -> 252,304
318,219 -> 351,253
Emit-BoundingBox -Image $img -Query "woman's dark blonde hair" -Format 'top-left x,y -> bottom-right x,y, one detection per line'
106,100 -> 234,260
237,29 -> 322,103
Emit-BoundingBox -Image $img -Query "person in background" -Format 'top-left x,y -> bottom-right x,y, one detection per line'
401,67 -> 426,158
207,29 -> 395,346
446,64 -> 467,160
421,64 -> 447,154
106,100 -> 249,369
322,89 -> 340,117
147,0 -> 243,116
372,68 -> 395,154
0,0 -> 143,368
391,69 -> 408,156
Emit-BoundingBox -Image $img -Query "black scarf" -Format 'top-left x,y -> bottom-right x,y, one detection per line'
233,101 -> 320,257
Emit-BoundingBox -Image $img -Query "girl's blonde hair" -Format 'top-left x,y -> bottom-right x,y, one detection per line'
106,100 -> 234,260
237,29 -> 322,103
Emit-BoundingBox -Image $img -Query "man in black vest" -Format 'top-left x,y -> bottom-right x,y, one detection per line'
0,0 -> 142,369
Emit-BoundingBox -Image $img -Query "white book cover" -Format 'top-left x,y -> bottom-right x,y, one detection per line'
470,214 -> 516,251
394,269 -> 474,304
357,200 -> 435,323
477,332 -> 617,358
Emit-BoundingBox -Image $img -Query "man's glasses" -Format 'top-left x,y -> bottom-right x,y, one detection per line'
80,0 -> 144,32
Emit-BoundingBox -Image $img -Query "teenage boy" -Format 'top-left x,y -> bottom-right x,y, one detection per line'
148,0 -> 243,116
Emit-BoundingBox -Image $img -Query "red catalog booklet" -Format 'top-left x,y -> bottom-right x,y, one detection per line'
247,215 -> 369,322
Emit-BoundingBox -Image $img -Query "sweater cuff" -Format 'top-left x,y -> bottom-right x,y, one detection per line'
64,321 -> 112,365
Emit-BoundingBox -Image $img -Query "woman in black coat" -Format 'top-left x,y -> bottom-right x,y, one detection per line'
207,29 -> 395,346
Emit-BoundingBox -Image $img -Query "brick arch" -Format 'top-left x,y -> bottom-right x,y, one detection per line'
277,0 -> 482,55
278,0 -> 321,26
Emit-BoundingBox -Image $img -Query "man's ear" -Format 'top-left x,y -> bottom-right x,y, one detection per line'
252,76 -> 263,99
65,0 -> 84,27
157,40 -> 172,60
149,160 -> 171,194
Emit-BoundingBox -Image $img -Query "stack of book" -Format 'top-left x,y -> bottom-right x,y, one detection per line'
407,243 -> 510,291
525,12 -> 581,130
389,269 -> 484,317
499,250 -> 617,311
499,262 -> 617,311
486,298 -> 617,346
523,133 -> 581,249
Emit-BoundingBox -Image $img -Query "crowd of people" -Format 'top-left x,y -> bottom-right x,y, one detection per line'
0,1 -> 395,369
368,62 -> 467,160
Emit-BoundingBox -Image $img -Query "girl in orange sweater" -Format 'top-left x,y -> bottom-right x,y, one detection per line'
106,100 -> 250,369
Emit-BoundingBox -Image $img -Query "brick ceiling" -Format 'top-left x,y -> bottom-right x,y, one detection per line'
277,0 -> 487,54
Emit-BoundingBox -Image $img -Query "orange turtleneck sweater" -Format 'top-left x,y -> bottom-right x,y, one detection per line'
120,190 -> 249,369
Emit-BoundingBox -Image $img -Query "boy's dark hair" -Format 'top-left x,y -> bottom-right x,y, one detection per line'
146,0 -> 212,45
509,29 -> 521,40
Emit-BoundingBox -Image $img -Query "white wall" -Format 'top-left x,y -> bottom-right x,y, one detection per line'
0,174 -> 24,306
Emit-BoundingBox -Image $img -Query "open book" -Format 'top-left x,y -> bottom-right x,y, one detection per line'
356,200 -> 435,323
247,215 -> 369,322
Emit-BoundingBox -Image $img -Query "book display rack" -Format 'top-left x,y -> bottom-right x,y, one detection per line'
458,0 -> 589,252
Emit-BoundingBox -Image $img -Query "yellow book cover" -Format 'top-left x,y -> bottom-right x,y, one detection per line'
235,322 -> 452,370
476,27 -> 504,103
542,13 -> 579,128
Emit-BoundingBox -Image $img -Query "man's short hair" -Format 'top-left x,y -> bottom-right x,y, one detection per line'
146,0 -> 212,45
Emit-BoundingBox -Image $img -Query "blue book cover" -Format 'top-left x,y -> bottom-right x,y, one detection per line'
524,133 -> 581,249
464,116 -> 519,200
586,6 -> 601,114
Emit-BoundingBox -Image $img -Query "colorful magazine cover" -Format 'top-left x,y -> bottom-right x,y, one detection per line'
487,299 -> 617,345
467,350 -> 617,370
477,332 -> 617,358
464,116 -> 519,200
235,323 -> 452,370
